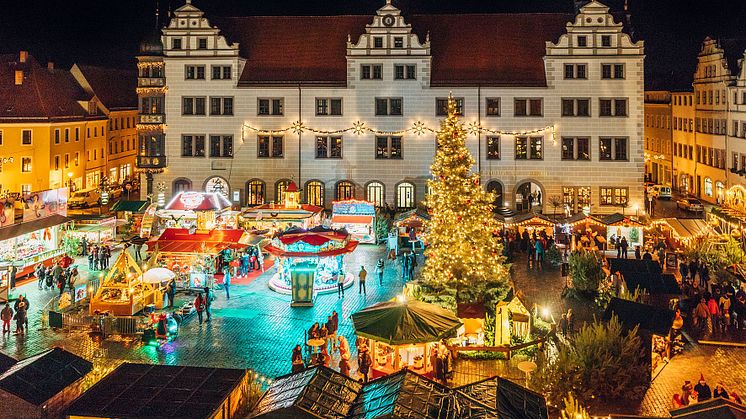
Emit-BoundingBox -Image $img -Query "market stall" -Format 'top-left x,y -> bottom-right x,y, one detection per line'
241,182 -> 323,233
602,213 -> 644,252
503,212 -> 555,239
0,213 -> 71,279
557,213 -> 607,250
651,218 -> 713,248
331,199 -> 376,244
89,251 -> 158,316
351,298 -> 462,379
709,185 -> 746,240
495,289 -> 532,346
393,208 -> 430,252
265,226 -> 357,305
157,191 -> 236,232
66,215 -> 118,245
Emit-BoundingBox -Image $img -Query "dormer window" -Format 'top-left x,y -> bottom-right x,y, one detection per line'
361,64 -> 383,80
88,101 -> 98,115
577,36 -> 587,47
373,37 -> 383,48
393,37 -> 404,48
197,38 -> 208,49
172,38 -> 182,50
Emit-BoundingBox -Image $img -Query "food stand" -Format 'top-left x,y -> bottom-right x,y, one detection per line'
558,213 -> 607,250
602,213 -> 644,251
241,182 -> 323,233
89,251 -> 158,315
650,218 -> 713,249
0,214 -> 71,279
66,215 -> 118,244
502,212 -> 555,239
265,226 -> 357,304
331,200 -> 376,244
157,191 -> 237,232
393,208 -> 430,252
351,298 -> 462,379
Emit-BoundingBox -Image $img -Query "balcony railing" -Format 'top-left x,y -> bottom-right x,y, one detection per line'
138,77 -> 166,87
136,156 -> 167,169
138,114 -> 165,124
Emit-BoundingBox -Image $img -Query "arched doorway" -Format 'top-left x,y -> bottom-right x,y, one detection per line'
336,180 -> 355,201
246,179 -> 265,206
486,180 -> 504,209
305,180 -> 325,207
204,176 -> 230,198
515,180 -> 543,212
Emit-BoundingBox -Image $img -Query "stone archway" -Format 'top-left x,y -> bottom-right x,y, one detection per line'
514,179 -> 545,212
486,179 -> 504,209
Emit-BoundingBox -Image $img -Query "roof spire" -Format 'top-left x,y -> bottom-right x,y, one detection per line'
386,0 -> 392,5
154,0 -> 160,30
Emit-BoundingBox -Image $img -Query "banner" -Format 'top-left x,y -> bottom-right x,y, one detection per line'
0,197 -> 16,227
139,203 -> 158,238
22,187 -> 68,222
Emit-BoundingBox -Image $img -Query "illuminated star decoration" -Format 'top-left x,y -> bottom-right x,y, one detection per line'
466,121 -> 481,136
291,121 -> 305,135
352,121 -> 366,135
412,121 -> 427,136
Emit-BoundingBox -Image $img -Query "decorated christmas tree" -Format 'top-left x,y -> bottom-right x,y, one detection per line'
422,97 -> 509,295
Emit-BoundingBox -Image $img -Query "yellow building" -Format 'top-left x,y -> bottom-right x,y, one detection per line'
0,52 -> 107,194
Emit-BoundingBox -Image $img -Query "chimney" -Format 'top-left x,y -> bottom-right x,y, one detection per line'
14,70 -> 23,86
19,51 -> 28,63
47,61 -> 54,71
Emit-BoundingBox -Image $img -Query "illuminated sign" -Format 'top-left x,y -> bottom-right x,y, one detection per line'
179,191 -> 205,210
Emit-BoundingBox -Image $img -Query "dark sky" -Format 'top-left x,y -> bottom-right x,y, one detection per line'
1,0 -> 745,90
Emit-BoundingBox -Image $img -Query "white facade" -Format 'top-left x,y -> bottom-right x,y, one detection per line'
147,0 -> 645,215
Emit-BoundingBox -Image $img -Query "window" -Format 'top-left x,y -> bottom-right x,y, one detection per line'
601,35 -> 611,47
704,178 -> 713,197
54,155 -> 60,170
21,184 -> 31,195
209,135 -> 233,158
375,98 -> 402,116
561,137 -> 590,160
257,136 -> 283,158
75,127 -> 79,141
561,98 -> 590,117
315,98 -> 342,116
393,37 -> 404,48
305,181 -> 324,206
75,152 -> 80,166
361,64 -> 383,80
373,37 -> 383,48
486,98 -> 500,116
64,154 -> 69,169
315,136 -> 342,158
172,38 -> 182,50
394,64 -> 416,80
515,137 -> 543,160
141,96 -> 164,114
396,182 -> 415,209
486,136 -> 500,160
258,98 -> 283,116
209,97 -> 233,116
366,181 -> 385,207
182,97 -> 206,115
336,181 -> 355,201
514,98 -> 543,117
54,129 -> 60,144
577,36 -> 587,47
601,64 -> 625,79
181,135 -> 205,157
599,137 -> 628,161
173,178 -> 192,193
563,64 -> 587,79
185,65 -> 205,80
64,129 -> 69,142
22,129 -> 32,145
600,187 -> 628,206
0,131 -> 2,145
376,136 -> 402,159
21,157 -> 31,172
436,98 -> 464,116
211,65 -> 231,80
599,98 -> 627,116
246,180 -> 265,206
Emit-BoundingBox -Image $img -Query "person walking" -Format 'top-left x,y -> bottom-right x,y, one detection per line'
204,286 -> 214,322
620,237 -> 629,259
92,246 -> 99,270
81,236 -> 88,257
408,252 -> 417,280
358,266 -> 367,295
375,258 -> 384,285
635,246 -> 641,260
291,344 -> 305,373
689,259 -> 699,286
707,295 -> 720,335
166,278 -> 176,308
13,299 -> 26,335
679,258 -> 689,282
88,250 -> 95,271
223,267 -> 231,300
1,303 -> 13,335
36,264 -> 45,290
535,239 -> 545,270
326,315 -> 337,353
615,236 -> 621,258
700,263 -> 710,290
336,270 -> 345,298
357,346 -> 372,383
194,293 -> 206,324
694,297 -> 709,334
401,251 -> 410,281
657,247 -> 666,269
68,267 -> 79,296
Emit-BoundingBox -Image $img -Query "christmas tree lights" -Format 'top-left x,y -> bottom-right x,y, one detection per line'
422,96 -> 509,288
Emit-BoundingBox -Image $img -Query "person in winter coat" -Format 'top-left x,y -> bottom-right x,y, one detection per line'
375,259 -> 384,285
194,293 -> 206,324
714,383 -> 730,399
36,264 -> 45,290
1,303 -> 13,335
679,258 -> 689,282
620,237 -> 629,259
694,297 -> 710,332
166,279 -> 176,308
707,296 -> 720,333
13,300 -> 27,334
203,287 -> 214,322
694,374 -> 712,402
357,346 -> 372,383
358,266 -> 367,295
223,268 -> 231,300
291,344 -> 305,373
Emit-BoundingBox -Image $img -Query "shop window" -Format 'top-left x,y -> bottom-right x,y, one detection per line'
336,181 -> 355,201
305,181 -> 324,206
246,179 -> 265,206
366,181 -> 385,207
396,182 -> 415,209
704,178 -> 713,197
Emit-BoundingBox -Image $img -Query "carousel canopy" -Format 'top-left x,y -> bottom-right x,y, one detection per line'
149,228 -> 248,254
351,299 -> 462,345
242,203 -> 323,220
265,226 -> 358,257
165,191 -> 232,211
603,298 -> 675,337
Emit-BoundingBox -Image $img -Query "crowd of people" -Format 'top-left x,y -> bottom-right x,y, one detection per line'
673,374 -> 743,408
1,295 -> 30,336
503,228 -> 555,271
84,241 -> 112,271
35,254 -> 79,297
292,311 -> 351,375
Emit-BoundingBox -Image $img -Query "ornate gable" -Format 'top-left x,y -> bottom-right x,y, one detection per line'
162,0 -> 238,57
546,0 -> 642,56
347,0 -> 429,57
695,37 -> 736,83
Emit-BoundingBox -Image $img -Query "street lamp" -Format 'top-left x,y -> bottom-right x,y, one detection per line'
67,172 -> 74,192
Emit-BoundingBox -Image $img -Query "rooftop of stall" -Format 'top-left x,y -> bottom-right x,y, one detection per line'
158,191 -> 236,231
456,375 -> 550,419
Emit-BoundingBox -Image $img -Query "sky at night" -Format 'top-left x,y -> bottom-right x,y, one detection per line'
1,0 -> 745,90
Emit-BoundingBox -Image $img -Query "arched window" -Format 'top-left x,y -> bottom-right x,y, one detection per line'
716,181 -> 725,200
173,178 -> 192,193
305,180 -> 324,207
336,180 -> 354,201
396,182 -> 416,209
276,179 -> 291,204
704,178 -> 713,197
366,181 -> 385,207
205,176 -> 230,197
246,179 -> 265,206
486,180 -> 503,208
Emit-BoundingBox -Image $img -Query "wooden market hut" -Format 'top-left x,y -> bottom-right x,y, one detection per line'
89,250 -> 158,315
456,376 -> 550,419
560,212 -> 607,250
65,363 -> 249,419
503,211 -> 555,239
0,348 -> 92,419
351,299 -> 462,379
495,288 -> 532,346
607,259 -> 682,307
602,213 -> 644,251
652,218 -> 715,249
456,303 -> 487,345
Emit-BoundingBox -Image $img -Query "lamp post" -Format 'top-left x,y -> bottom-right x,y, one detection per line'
67,172 -> 74,192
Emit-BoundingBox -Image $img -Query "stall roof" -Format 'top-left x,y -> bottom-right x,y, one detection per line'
242,203 -> 324,220
331,214 -> 374,225
65,363 -> 247,419
456,376 -> 549,419
607,259 -> 681,295
0,214 -> 71,242
601,213 -> 643,226
250,366 -> 363,418
149,228 -> 248,254
603,298 -> 675,336
561,213 -> 604,226
669,397 -> 746,419
351,299 -> 462,345
0,348 -> 92,406
110,200 -> 149,213
504,212 -> 555,227
657,218 -> 714,240
165,191 -> 232,211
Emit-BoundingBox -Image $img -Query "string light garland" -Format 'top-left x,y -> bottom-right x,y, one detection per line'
242,120 -> 555,138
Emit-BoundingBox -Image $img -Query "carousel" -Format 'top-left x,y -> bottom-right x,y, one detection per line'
352,297 -> 462,379
89,251 -> 159,316
265,226 -> 358,305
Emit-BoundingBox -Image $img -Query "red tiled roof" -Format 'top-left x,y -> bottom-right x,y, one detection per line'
214,13 -> 572,87
75,65 -> 137,110
0,54 -> 96,122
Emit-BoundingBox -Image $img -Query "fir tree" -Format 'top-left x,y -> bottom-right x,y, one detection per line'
422,97 -> 509,295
